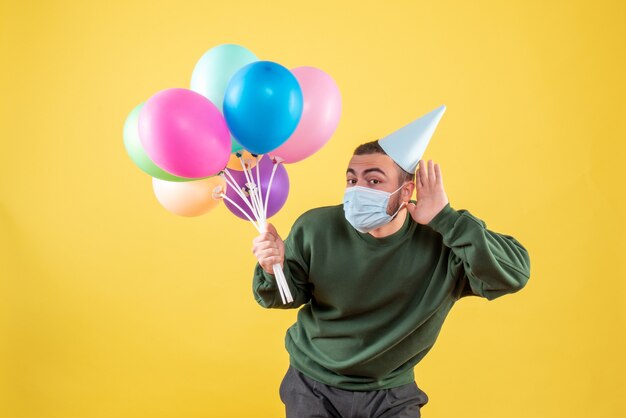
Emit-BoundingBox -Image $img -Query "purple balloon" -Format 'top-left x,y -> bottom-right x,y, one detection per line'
224,155 -> 289,220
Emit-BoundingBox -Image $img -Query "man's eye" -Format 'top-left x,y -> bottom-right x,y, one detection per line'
369,179 -> 381,185
347,179 -> 356,184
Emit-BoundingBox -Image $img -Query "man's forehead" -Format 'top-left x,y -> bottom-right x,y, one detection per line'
347,154 -> 396,174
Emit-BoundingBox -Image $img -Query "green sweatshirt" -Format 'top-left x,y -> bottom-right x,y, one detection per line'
252,201 -> 531,391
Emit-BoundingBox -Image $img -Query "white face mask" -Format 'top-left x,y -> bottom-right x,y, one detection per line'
342,184 -> 407,233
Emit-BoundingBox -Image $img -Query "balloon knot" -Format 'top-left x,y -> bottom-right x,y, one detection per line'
212,186 -> 225,199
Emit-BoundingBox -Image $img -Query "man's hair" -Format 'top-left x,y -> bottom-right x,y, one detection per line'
353,140 -> 415,184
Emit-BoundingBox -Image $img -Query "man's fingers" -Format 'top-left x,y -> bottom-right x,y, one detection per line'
259,247 -> 280,258
252,239 -> 281,255
252,234 -> 272,244
418,159 -> 428,184
253,232 -> 276,245
253,223 -> 284,271
434,163 -> 443,185
262,256 -> 282,268
254,240 -> 277,251
266,223 -> 281,239
417,162 -> 426,187
416,170 -> 423,188
428,160 -> 436,184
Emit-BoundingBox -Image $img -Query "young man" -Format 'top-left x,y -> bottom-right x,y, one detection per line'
251,107 -> 531,417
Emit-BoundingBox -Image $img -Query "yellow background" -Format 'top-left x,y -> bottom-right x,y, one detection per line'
1,0 -> 625,417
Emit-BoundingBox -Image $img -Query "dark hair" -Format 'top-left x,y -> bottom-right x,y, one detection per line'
353,140 -> 415,184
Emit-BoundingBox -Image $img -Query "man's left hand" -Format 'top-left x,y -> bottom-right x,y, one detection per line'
407,159 -> 450,225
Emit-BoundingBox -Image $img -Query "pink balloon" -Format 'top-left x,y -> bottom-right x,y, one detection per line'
269,67 -> 341,163
139,88 -> 231,178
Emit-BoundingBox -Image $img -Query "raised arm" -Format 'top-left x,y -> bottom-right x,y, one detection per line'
427,203 -> 531,301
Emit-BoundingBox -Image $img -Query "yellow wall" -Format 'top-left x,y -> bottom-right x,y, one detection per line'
1,0 -> 624,417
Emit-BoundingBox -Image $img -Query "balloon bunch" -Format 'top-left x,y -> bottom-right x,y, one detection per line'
123,44 -> 342,304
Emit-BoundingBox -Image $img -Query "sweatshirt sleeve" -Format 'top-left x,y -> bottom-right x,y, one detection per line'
252,216 -> 313,309
426,202 -> 531,301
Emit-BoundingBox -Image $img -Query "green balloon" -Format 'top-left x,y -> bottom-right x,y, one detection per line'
123,103 -> 213,182
231,137 -> 244,153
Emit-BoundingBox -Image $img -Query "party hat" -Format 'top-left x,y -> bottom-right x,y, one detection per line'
378,104 -> 446,173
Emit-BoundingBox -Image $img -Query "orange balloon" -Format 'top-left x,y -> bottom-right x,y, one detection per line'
226,151 -> 259,171
152,176 -> 226,217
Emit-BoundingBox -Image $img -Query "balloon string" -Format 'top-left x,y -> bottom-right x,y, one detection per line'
255,155 -> 264,220
264,160 -> 280,219
275,265 -> 292,304
219,193 -> 261,232
253,191 -> 265,230
221,171 -> 249,208
239,157 -> 264,226
224,169 -> 259,220
275,264 -> 287,304
249,170 -> 267,230
243,159 -> 287,303
225,157 -> 293,305
221,169 -> 260,221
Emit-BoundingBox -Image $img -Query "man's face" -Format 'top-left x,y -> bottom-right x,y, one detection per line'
346,153 -> 412,216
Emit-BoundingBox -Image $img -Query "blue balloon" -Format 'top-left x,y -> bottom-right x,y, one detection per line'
223,61 -> 303,154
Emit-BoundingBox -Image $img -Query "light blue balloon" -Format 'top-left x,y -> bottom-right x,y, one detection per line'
190,43 -> 257,154
223,61 -> 303,155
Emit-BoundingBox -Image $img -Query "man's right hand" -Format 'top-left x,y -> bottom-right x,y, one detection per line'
252,223 -> 285,275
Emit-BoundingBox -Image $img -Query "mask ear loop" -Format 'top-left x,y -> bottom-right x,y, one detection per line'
390,183 -> 410,218
390,200 -> 407,218
392,182 -> 409,195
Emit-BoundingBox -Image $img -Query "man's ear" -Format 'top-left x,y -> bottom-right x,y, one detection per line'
403,182 -> 415,199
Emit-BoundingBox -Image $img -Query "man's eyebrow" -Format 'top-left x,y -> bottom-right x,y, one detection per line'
346,168 -> 387,176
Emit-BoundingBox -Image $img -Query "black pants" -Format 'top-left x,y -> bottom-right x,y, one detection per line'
279,366 -> 429,418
